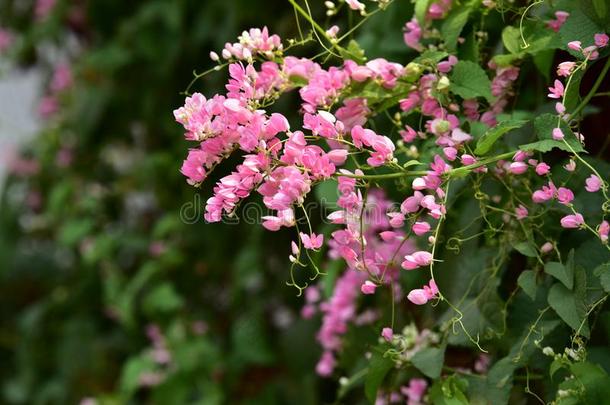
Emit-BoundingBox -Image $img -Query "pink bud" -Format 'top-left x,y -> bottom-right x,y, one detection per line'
361,280 -> 377,295
599,220 -> 609,243
412,221 -> 431,236
585,175 -> 602,192
327,149 -> 348,165
567,41 -> 582,51
381,327 -> 393,342
557,187 -> 574,205
560,213 -> 584,229
461,154 -> 476,165
552,128 -> 564,140
412,177 -> 427,190
407,289 -> 429,305
541,242 -> 554,253
535,162 -> 550,175
509,161 -> 528,174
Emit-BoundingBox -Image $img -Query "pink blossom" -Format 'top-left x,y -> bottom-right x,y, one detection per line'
401,378 -> 428,403
0,28 -> 13,53
585,175 -> 602,192
35,0 -> 56,20
300,232 -> 324,250
403,18 -> 423,51
515,205 -> 528,219
564,160 -> 576,172
50,63 -> 73,93
541,242 -> 554,254
361,281 -> 377,295
345,0 -> 365,11
316,351 -> 336,376
438,56 -> 458,73
509,161 -> 528,174
557,61 -> 576,77
555,102 -> 566,115
547,11 -> 569,32
567,41 -> 582,51
407,279 -> 439,305
560,213 -> 584,229
443,147 -> 458,161
535,162 -> 550,175
595,33 -> 609,48
552,127 -> 564,140
402,251 -> 433,270
461,154 -> 476,165
381,327 -> 393,342
326,25 -> 340,38
599,220 -> 609,243
547,80 -> 564,99
412,221 -> 431,236
557,187 -> 574,205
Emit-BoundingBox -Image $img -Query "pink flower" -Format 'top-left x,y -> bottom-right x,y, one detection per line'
555,102 -> 566,115
535,162 -> 550,175
180,149 -> 207,184
412,221 -> 431,236
402,251 -> 433,270
552,127 -> 564,140
547,11 -> 569,32
585,175 -> 602,192
557,187 -> 574,205
548,80 -> 564,99
515,205 -> 528,219
557,61 -> 576,77
316,351 -> 336,376
461,154 -> 477,165
599,220 -> 609,243
509,161 -> 528,174
541,242 -> 554,254
0,28 -> 14,53
361,280 -> 377,295
407,279 -> 439,305
594,33 -> 609,48
401,378 -> 428,403
564,160 -> 576,172
300,232 -> 324,250
381,327 -> 393,342
560,213 -> 584,229
345,0 -> 365,11
567,41 -> 582,51
403,18 -> 423,51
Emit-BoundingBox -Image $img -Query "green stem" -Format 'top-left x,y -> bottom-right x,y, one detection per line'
572,57 -> 610,118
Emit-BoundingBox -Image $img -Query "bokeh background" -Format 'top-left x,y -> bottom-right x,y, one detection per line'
1,1 -> 609,404
0,1 -> 415,403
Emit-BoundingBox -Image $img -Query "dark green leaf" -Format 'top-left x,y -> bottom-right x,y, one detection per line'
450,61 -> 493,102
365,351 -> 394,403
512,241 -> 538,258
545,262 -> 574,290
412,346 -> 445,379
442,7 -> 471,52
518,271 -> 538,300
548,268 -> 589,337
475,119 -> 528,155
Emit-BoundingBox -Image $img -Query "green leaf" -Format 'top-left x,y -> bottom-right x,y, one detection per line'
475,119 -> 528,155
415,50 -> 450,65
545,262 -> 574,290
339,39 -> 366,64
142,283 -> 184,315
365,351 -> 394,403
512,241 -> 538,258
415,0 -> 432,25
592,0 -> 608,20
518,270 -> 537,300
442,6 -> 471,52
564,68 -> 584,111
560,8 -> 603,58
550,358 -> 565,378
449,61 -> 493,102
528,113 -> 586,153
533,49 -> 555,81
412,346 -> 445,379
594,263 -> 610,293
429,375 -> 470,405
502,26 -> 522,55
548,269 -> 589,337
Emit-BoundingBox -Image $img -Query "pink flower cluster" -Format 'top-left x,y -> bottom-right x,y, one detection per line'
219,27 -> 282,60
